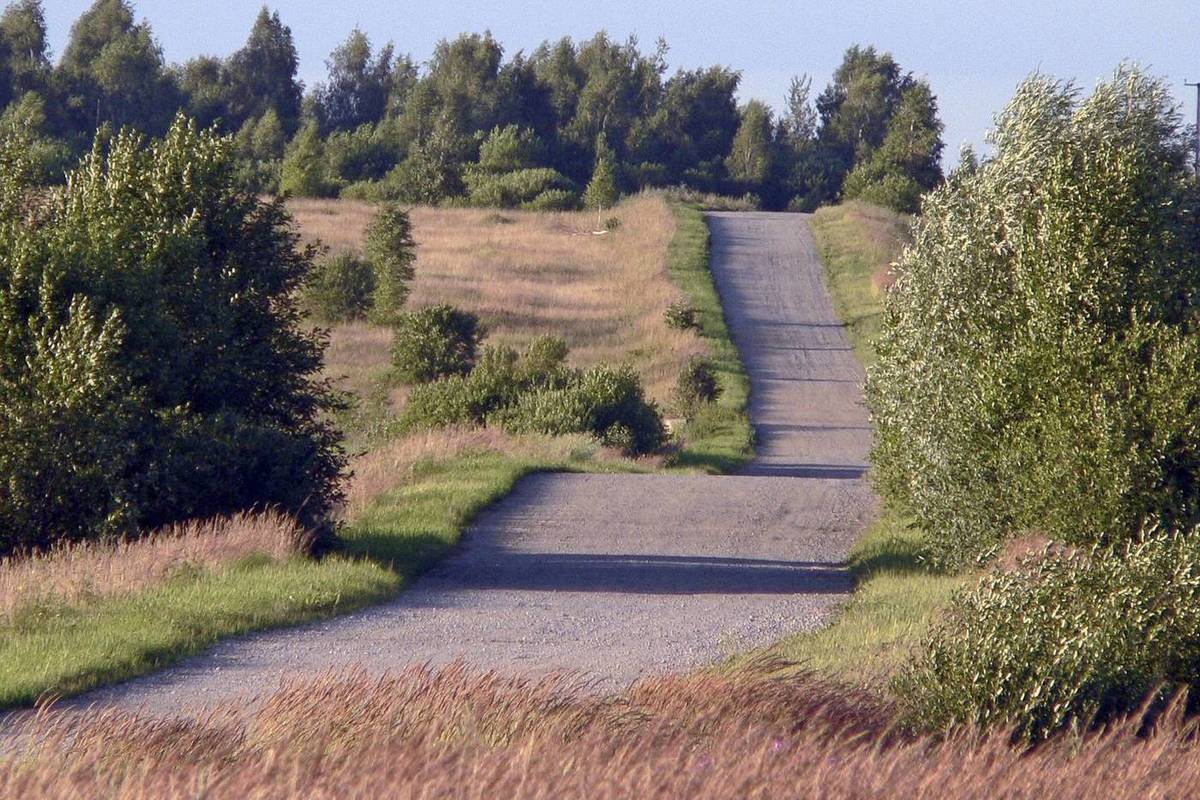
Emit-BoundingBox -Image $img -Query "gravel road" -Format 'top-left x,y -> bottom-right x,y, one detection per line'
74,211 -> 876,714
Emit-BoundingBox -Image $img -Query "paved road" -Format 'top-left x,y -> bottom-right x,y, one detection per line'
75,212 -> 876,714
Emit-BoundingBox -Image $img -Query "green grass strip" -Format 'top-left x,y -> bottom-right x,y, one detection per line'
666,201 -> 754,473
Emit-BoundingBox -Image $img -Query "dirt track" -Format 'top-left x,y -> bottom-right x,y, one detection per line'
76,211 -> 876,714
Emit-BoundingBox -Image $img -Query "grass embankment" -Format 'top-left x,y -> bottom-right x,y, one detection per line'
768,201 -> 963,684
0,194 -> 747,708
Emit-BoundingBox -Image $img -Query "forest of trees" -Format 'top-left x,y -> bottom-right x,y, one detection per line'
5,0 -> 945,212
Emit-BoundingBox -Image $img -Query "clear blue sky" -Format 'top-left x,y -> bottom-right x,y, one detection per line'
45,1 -> 1200,163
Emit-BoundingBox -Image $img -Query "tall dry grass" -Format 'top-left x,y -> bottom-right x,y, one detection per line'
0,513 -> 308,619
7,662 -> 1200,798
292,195 -> 707,405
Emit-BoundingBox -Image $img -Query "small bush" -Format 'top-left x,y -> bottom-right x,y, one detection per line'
495,365 -> 666,455
674,358 -> 722,414
392,305 -> 484,383
895,530 -> 1200,742
465,167 -> 573,208
665,301 -> 699,331
603,216 -> 620,231
302,252 -> 376,322
481,212 -> 513,225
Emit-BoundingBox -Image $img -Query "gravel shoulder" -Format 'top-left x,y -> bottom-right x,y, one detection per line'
74,211 -> 876,714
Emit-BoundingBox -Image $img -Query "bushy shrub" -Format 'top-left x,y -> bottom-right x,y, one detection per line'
0,118 -> 344,551
664,302 -> 699,330
392,305 -> 484,383
365,203 -> 417,325
896,530 -> 1200,742
399,337 -> 570,430
281,123 -> 336,197
602,216 -> 620,231
302,252 -> 376,322
520,189 -> 580,211
465,167 -> 573,208
867,68 -> 1200,567
674,358 -> 722,414
496,365 -> 666,455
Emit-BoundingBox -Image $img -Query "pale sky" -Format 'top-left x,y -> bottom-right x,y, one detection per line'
45,1 -> 1200,164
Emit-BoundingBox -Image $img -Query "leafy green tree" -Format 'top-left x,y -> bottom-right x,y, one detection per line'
868,67 -> 1200,567
222,7 -> 302,134
0,117 -> 344,550
365,203 -> 417,324
173,55 -> 226,129
312,28 -> 394,133
280,122 -> 333,196
584,150 -> 618,210
0,0 -> 50,102
57,0 -> 178,134
725,100 -> 774,185
842,80 -> 944,211
635,65 -> 740,186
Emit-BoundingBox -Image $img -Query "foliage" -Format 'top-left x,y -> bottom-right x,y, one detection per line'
842,81 -> 943,212
302,252 -> 376,322
725,100 -> 774,185
280,122 -> 334,197
664,301 -> 699,330
466,166 -> 574,208
897,531 -> 1200,742
391,305 -> 484,383
364,202 -> 417,324
868,67 -> 1200,568
521,188 -> 579,211
311,28 -> 396,134
674,358 -> 722,414
494,364 -> 666,455
583,152 -> 618,210
0,117 -> 344,552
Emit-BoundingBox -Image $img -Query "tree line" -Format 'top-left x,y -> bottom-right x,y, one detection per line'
5,0 -> 944,212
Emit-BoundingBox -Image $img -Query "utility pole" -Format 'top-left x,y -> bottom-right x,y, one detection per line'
1188,80 -> 1200,176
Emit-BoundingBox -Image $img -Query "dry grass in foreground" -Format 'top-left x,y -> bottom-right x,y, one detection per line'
7,662 -> 1198,799
0,513 -> 307,621
292,194 -> 706,405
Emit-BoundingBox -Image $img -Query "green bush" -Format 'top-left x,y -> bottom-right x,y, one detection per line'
664,301 -> 699,330
398,337 -> 570,430
867,67 -> 1200,567
896,530 -> 1200,742
674,358 -> 722,414
302,252 -> 376,322
520,189 -> 579,211
364,203 -> 417,325
392,305 -> 484,383
495,365 -> 666,455
465,167 -> 573,208
0,118 -> 344,552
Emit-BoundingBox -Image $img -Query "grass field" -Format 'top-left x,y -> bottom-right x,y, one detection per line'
764,201 -> 964,684
0,194 -> 749,708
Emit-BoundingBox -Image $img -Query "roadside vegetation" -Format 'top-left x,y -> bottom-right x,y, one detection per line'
7,661 -> 1200,798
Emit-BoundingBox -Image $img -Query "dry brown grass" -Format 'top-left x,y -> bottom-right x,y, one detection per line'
0,513 -> 307,620
293,194 -> 706,406
8,662 -> 1200,798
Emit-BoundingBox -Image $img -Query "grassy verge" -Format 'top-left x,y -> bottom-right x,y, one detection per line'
766,201 -> 963,683
0,198 -> 743,708
667,201 -> 754,473
809,200 -> 911,366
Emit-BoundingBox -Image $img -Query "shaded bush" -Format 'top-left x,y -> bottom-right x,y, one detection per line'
867,68 -> 1200,567
302,252 -> 376,322
674,358 -> 721,414
392,305 -> 484,383
465,167 -> 574,209
0,118 -> 344,552
896,530 -> 1200,742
